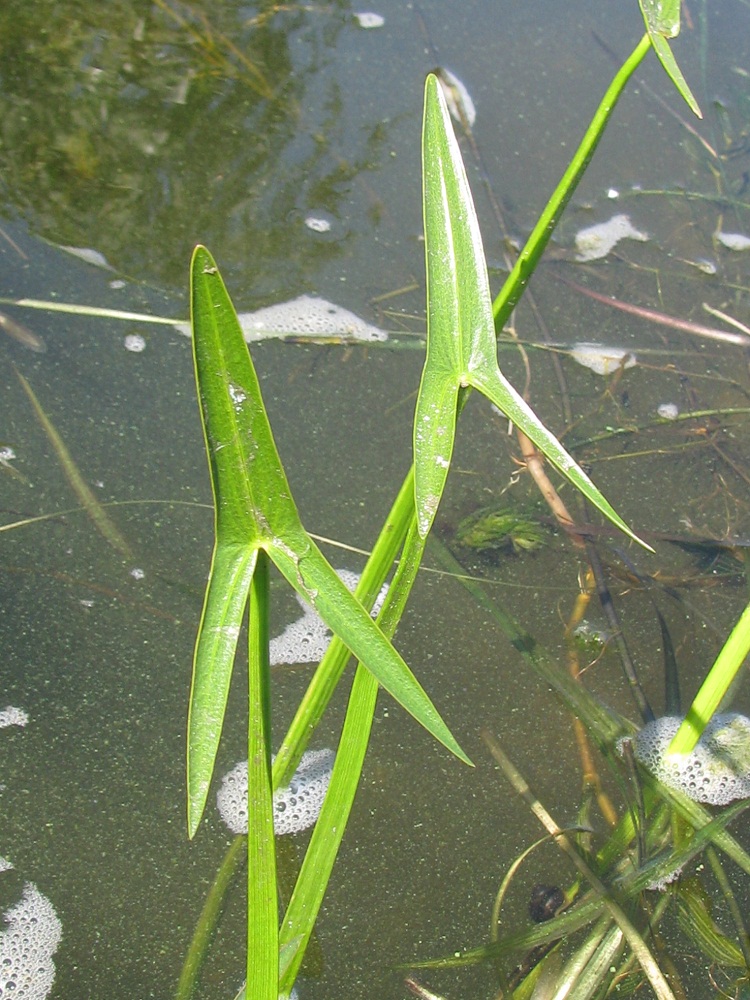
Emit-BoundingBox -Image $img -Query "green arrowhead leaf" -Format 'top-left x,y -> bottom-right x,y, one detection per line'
188,246 -> 469,836
415,75 -> 650,551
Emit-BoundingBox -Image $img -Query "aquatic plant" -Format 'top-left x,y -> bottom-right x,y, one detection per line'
177,4 -> 750,997
455,505 -> 548,556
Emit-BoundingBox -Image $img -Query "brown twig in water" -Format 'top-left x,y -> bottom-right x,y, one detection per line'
556,274 -> 750,348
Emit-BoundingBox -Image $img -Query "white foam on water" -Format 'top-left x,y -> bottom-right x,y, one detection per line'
0,882 -> 62,1000
354,12 -> 384,28
625,713 -> 750,805
270,569 -> 388,665
716,231 -> 750,251
574,214 -> 649,261
177,295 -> 387,343
0,707 -> 29,729
569,343 -> 636,376
217,749 -> 335,836
657,402 -> 679,420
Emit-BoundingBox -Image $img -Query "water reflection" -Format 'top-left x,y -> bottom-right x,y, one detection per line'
0,0 -> 393,292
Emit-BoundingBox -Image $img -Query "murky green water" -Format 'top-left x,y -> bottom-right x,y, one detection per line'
2,2 -> 750,998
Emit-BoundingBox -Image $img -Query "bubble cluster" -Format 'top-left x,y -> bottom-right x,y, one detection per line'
1,717 -> 62,999
0,882 -> 62,1000
239,296 -> 387,343
270,569 -> 388,665
0,707 -> 28,729
177,295 -> 387,343
217,749 -> 335,836
657,402 -> 679,420
627,714 -> 750,805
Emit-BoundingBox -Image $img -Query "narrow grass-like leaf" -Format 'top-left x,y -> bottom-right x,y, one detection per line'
271,470 -> 415,790
416,76 -> 648,551
16,369 -> 134,560
279,662 -> 380,994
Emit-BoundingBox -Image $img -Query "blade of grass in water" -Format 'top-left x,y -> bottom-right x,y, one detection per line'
15,368 -> 134,561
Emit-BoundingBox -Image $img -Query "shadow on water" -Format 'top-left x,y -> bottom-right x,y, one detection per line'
1,1 -> 750,997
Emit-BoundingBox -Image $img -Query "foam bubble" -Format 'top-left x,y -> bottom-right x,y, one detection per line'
177,295 -> 387,344
0,707 -> 29,729
657,402 -> 679,420
569,343 -> 636,376
626,714 -> 750,805
217,749 -> 335,836
574,214 -> 649,261
239,296 -> 386,343
124,334 -> 146,353
0,857 -> 13,874
0,882 -> 62,1000
304,216 -> 332,234
354,12 -> 384,28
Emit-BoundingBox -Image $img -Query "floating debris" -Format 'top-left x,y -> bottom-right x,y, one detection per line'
657,402 -> 679,420
0,311 -> 46,353
688,258 -> 717,275
217,749 -> 335,835
123,333 -> 146,353
572,620 -> 612,652
58,245 -> 114,270
435,67 -> 476,128
716,231 -> 750,252
626,713 -> 750,805
569,342 -> 636,375
354,12 -> 384,28
574,213 -> 649,261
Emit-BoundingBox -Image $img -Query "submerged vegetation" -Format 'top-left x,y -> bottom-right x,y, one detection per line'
3,1 -> 750,999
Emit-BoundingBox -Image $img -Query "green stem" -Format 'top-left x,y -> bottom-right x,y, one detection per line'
492,32 -> 652,329
246,550 -> 277,999
668,600 -> 750,755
